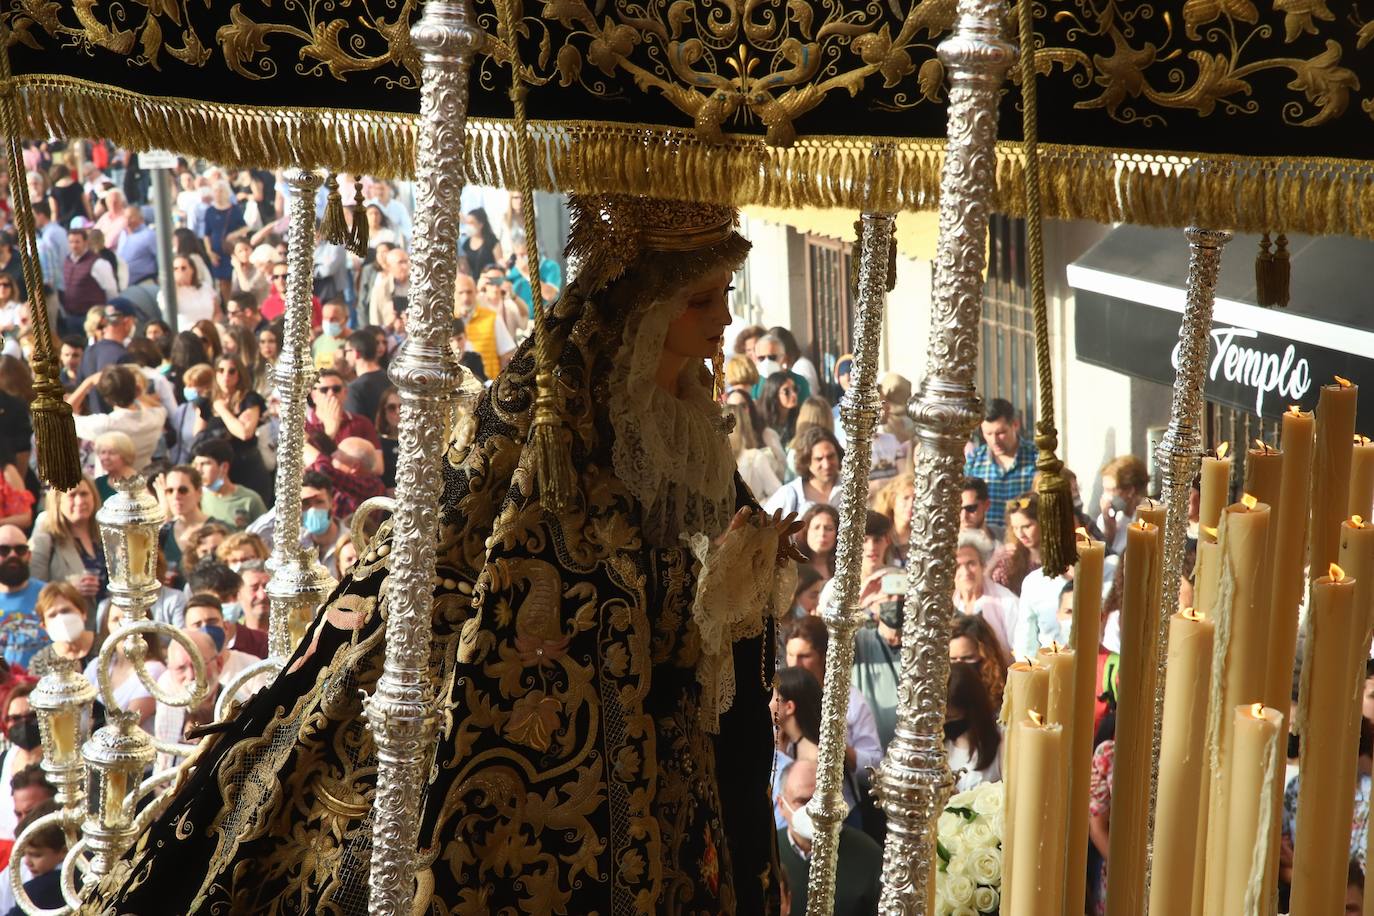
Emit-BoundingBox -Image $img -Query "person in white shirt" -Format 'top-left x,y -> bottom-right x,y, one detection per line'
945,661 -> 1003,792
951,529 -> 1018,655
68,365 -> 167,472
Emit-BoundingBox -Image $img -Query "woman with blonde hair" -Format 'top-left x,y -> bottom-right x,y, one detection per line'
92,431 -> 137,502
215,532 -> 269,570
723,354 -> 758,398
84,306 -> 105,347
872,474 -> 916,565
31,477 -> 106,603
725,402 -> 782,501
179,520 -> 232,576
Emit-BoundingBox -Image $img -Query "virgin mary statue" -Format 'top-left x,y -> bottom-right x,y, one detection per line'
85,194 -> 796,915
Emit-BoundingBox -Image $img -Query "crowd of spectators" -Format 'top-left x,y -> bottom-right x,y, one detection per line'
0,140 -> 571,903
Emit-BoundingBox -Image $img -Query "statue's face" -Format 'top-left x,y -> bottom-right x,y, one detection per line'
661,267 -> 733,361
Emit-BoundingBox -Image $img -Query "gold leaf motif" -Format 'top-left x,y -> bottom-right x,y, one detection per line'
1183,0 -> 1258,40
217,5 -> 275,79
667,0 -> 693,39
854,24 -> 915,88
1285,39 -> 1359,125
1083,30 -> 1159,114
1174,51 -> 1251,115
1357,19 -> 1374,49
139,15 -> 162,69
787,0 -> 814,39
586,18 -> 638,76
1273,0 -> 1335,43
541,0 -> 595,30
555,42 -> 582,87
134,0 -> 181,26
918,57 -> 944,101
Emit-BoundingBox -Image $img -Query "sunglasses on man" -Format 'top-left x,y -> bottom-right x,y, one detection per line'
0,544 -> 29,558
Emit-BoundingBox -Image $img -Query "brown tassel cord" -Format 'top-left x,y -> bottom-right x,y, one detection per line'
1270,232 -> 1291,308
347,180 -> 369,257
319,173 -> 350,247
0,34 -> 80,488
1018,0 -> 1076,575
1255,232 -> 1274,306
494,0 -> 573,511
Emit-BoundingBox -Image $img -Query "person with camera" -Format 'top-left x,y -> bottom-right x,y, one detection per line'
852,582 -> 904,753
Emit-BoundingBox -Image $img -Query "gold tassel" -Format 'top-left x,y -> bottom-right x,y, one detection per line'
347,180 -> 369,257
29,371 -> 81,490
712,339 -> 726,401
1255,232 -> 1274,307
1034,426 -> 1077,578
1018,0 -> 1076,575
320,174 -> 350,247
526,366 -> 576,513
0,36 -> 80,489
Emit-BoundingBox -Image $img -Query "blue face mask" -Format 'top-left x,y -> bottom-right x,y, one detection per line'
220,601 -> 244,624
303,506 -> 331,537
206,476 -> 225,492
323,320 -> 343,337
183,387 -> 200,402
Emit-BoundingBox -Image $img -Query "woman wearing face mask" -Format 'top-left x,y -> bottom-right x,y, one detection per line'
30,477 -> 106,604
0,683 -> 42,844
168,364 -> 213,466
197,355 -> 272,498
944,662 -> 1002,792
950,614 -> 1012,709
214,532 -> 270,571
29,582 -> 97,676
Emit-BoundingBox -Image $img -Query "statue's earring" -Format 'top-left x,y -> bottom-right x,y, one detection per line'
712,339 -> 726,401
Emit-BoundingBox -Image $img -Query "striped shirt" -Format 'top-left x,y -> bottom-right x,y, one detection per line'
963,437 -> 1038,527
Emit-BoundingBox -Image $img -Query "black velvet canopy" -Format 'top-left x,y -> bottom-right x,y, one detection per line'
6,0 -> 1373,232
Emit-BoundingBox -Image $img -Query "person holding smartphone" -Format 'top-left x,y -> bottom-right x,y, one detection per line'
1094,454 -> 1150,555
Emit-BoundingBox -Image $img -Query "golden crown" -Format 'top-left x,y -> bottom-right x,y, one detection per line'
566,194 -> 738,287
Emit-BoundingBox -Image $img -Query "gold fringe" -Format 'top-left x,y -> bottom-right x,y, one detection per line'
10,74 -> 1374,237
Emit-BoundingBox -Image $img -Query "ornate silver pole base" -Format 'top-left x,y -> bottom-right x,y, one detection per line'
805,212 -> 894,916
363,3 -> 478,914
268,168 -> 338,661
874,1 -> 1013,912
1145,227 -> 1232,897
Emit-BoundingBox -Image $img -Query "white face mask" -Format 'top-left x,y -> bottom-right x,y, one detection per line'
46,610 -> 86,644
782,796 -> 815,842
756,358 -> 782,379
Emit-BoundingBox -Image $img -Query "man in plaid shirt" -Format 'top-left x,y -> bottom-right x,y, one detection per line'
963,398 -> 1038,528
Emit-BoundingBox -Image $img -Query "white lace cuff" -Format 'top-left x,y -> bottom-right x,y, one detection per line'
685,525 -> 796,733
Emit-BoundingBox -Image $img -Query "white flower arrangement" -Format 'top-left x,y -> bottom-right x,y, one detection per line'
934,780 -> 1004,916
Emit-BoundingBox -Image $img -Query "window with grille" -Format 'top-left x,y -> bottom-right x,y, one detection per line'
804,233 -> 854,401
979,215 -> 1037,431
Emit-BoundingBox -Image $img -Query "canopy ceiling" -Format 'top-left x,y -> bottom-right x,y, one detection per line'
7,0 -> 1373,232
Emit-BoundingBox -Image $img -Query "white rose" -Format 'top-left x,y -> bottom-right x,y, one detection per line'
946,874 -> 976,907
951,906 -> 978,916
949,787 -> 977,808
939,811 -> 963,837
947,851 -> 971,880
971,783 -> 1003,816
965,821 -> 998,851
973,885 -> 998,913
986,810 -> 1005,839
969,848 -> 1002,886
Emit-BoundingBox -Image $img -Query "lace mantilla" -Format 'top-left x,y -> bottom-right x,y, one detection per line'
607,294 -> 737,547
686,526 -> 795,733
